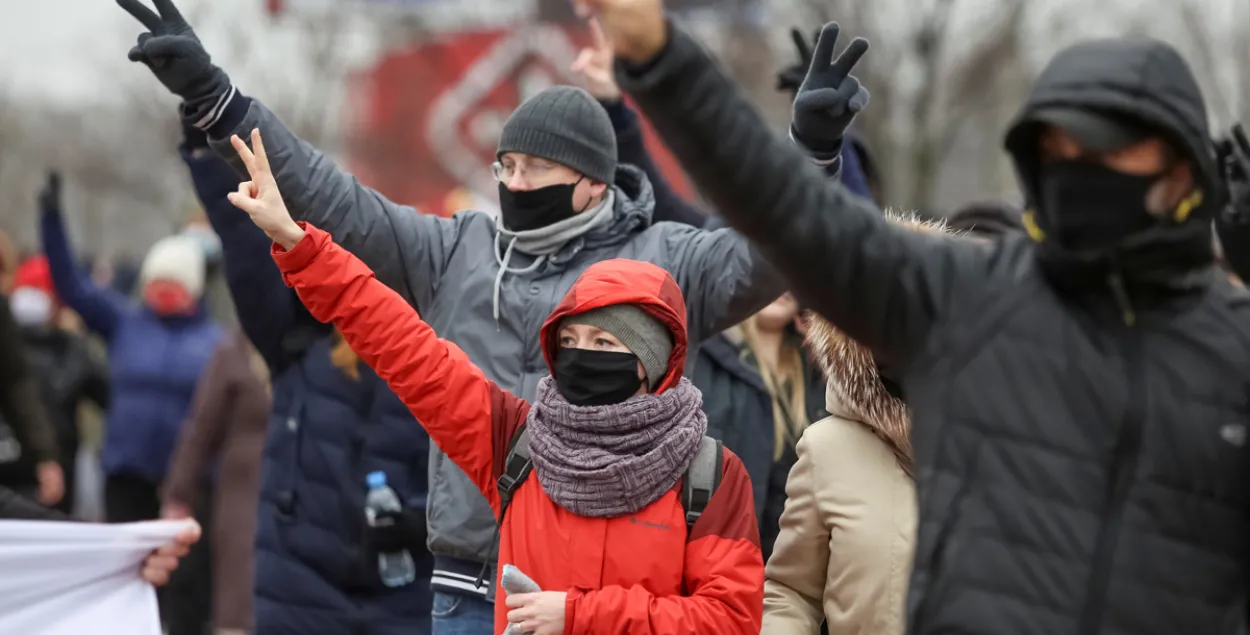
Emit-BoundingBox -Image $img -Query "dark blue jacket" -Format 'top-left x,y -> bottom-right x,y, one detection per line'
690,334 -> 826,557
182,146 -> 432,635
40,209 -> 222,484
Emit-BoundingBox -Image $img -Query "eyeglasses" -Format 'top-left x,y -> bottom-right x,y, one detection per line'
492,161 -> 557,183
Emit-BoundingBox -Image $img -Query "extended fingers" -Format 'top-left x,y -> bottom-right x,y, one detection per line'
589,17 -> 609,51
790,28 -> 811,65
250,128 -> 273,176
830,37 -> 869,80
117,0 -> 163,32
230,134 -> 257,174
811,22 -> 841,71
152,0 -> 185,23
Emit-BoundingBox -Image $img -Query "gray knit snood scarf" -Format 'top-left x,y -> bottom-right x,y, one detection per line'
491,190 -> 615,322
526,375 -> 708,518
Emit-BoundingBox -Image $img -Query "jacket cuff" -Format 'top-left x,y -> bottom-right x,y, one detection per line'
180,86 -> 251,140
788,126 -> 841,165
616,21 -> 699,97
271,222 -> 322,277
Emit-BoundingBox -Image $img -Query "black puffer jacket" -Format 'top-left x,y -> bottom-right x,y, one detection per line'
621,27 -> 1250,635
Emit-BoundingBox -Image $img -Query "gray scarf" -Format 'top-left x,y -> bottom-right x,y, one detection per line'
526,375 -> 708,518
491,190 -> 616,322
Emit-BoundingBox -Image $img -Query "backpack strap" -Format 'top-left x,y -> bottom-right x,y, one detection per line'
497,425 -> 533,516
681,436 -> 723,533
474,425 -> 532,592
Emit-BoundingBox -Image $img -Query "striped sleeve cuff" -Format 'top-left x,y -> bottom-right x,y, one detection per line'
181,85 -> 250,140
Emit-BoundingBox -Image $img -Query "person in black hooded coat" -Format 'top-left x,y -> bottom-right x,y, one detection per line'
581,4 -> 1250,633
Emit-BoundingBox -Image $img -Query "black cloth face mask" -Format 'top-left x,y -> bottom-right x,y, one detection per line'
498,178 -> 584,232
554,348 -> 644,406
1036,159 -> 1163,251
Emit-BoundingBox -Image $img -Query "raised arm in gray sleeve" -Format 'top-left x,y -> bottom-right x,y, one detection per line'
664,224 -> 786,344
208,100 -> 460,309
619,25 -> 989,367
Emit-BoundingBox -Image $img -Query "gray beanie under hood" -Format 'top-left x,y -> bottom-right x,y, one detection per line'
497,86 -> 617,184
560,304 -> 673,391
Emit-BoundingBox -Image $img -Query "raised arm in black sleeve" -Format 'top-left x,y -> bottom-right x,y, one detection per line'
617,23 -> 988,366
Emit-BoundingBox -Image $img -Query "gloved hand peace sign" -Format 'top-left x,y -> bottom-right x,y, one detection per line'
117,0 -> 227,103
792,22 -> 870,153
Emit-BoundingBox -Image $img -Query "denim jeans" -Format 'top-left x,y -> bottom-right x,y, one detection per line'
430,592 -> 494,635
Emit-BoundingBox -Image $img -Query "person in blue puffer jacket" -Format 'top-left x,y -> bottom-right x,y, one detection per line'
38,173 -> 223,524
179,120 -> 433,635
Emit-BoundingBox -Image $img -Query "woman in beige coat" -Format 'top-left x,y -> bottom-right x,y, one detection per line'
762,215 -> 945,635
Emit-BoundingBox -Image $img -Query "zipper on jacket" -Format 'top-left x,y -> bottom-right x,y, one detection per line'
1078,324 -> 1145,634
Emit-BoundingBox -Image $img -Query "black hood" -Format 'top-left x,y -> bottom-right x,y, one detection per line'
1005,38 -> 1223,221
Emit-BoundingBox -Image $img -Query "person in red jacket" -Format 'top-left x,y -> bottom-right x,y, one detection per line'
223,128 -> 764,635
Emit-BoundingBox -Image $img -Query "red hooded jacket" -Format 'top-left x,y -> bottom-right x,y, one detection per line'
274,224 -> 763,635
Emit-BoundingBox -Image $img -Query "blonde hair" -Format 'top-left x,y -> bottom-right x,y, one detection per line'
330,329 -> 361,381
739,316 -> 810,461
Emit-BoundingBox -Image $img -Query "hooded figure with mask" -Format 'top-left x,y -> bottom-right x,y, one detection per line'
576,3 -> 1250,633
38,172 -> 223,529
223,140 -> 765,635
117,1 -> 783,625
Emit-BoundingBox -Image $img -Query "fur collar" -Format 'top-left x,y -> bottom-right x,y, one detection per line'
803,212 -> 951,476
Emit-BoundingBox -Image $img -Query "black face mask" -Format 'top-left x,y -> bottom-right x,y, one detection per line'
498,178 -> 583,232
1036,160 -> 1162,251
554,348 -> 644,406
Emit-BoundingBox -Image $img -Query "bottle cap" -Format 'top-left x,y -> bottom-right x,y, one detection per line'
366,471 -> 387,488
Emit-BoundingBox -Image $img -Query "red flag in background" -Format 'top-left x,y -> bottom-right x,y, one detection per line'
345,24 -> 696,218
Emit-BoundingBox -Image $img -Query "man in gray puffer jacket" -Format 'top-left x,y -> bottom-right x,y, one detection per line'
117,1 -> 794,631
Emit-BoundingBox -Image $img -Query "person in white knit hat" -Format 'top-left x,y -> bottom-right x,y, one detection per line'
137,235 -> 207,317
38,172 -> 225,632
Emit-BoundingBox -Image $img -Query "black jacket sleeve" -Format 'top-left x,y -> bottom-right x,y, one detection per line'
601,99 -> 709,228
0,484 -> 67,520
0,297 -> 58,464
617,25 -> 987,366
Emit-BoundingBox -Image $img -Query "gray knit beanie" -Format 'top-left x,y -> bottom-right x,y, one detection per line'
561,304 -> 674,390
497,86 -> 618,184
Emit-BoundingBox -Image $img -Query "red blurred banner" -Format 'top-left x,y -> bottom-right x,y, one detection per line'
344,24 -> 696,218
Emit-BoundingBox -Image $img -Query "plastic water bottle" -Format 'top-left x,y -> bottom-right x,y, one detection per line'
365,471 -> 416,588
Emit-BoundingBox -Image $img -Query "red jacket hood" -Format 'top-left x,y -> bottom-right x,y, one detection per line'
540,259 -> 689,393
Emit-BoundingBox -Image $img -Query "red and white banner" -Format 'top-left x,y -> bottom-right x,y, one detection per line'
344,23 -> 696,218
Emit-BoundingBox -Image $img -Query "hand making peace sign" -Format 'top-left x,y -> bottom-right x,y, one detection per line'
570,18 -> 621,101
227,129 -> 306,250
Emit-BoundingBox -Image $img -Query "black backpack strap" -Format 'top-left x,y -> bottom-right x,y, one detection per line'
497,425 -> 533,513
681,436 -> 723,533
474,425 -> 532,592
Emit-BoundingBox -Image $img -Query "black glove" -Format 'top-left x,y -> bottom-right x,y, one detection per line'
118,0 -> 230,108
792,23 -> 870,154
365,506 -> 427,554
775,28 -> 820,97
38,172 -> 61,215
